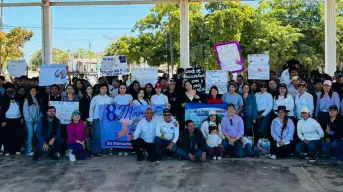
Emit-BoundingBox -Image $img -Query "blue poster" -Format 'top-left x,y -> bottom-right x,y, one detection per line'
185,103 -> 227,128
100,105 -> 165,149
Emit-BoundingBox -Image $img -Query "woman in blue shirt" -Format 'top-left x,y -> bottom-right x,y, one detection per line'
240,83 -> 257,136
270,106 -> 295,160
222,82 -> 243,115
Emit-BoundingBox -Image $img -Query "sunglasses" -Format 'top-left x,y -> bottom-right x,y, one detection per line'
229,119 -> 233,126
164,114 -> 171,117
261,85 -> 267,88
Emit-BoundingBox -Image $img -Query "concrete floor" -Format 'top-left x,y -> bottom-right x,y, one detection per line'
0,155 -> 342,192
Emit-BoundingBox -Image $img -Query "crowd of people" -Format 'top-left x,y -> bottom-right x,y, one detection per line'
0,59 -> 342,164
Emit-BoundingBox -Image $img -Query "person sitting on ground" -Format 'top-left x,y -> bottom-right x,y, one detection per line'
296,107 -> 324,163
131,108 -> 157,161
33,106 -> 61,161
206,126 -> 224,160
200,110 -> 223,140
177,120 -> 207,162
221,104 -> 245,158
66,110 -> 86,162
253,134 -> 271,158
270,106 -> 295,160
155,108 -> 179,161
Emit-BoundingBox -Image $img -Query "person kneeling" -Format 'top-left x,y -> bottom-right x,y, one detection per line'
296,107 -> 324,163
131,108 -> 156,161
33,106 -> 61,161
66,110 -> 87,162
206,126 -> 224,160
177,120 -> 207,162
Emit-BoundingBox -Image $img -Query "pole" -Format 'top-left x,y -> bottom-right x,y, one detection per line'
89,42 -> 91,72
41,0 -> 52,65
0,0 -> 3,74
169,29 -> 174,76
179,0 -> 190,69
325,0 -> 337,76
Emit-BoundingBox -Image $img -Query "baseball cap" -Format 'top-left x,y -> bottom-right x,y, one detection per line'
279,83 -> 287,89
168,79 -> 176,84
329,105 -> 338,111
71,110 -> 82,117
155,82 -> 163,89
291,76 -> 299,81
298,82 -> 307,87
334,71 -> 342,77
301,107 -> 310,113
323,80 -> 332,86
163,108 -> 171,114
209,110 -> 217,116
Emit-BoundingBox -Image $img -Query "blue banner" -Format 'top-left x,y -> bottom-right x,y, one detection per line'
99,105 -> 165,149
185,103 -> 227,128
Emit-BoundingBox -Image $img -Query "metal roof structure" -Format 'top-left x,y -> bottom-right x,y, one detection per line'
0,0 -> 337,75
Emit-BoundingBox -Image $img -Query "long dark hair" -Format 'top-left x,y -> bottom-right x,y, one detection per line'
184,80 -> 193,92
144,83 -> 155,98
204,114 -> 220,127
74,79 -> 84,95
275,85 -> 288,100
128,80 -> 140,95
281,116 -> 289,133
208,86 -> 220,99
27,87 -> 40,107
118,84 -> 129,95
83,85 -> 94,98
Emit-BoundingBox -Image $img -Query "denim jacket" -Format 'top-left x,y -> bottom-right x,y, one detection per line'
242,94 -> 257,121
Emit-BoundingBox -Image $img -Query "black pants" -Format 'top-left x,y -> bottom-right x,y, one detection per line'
131,138 -> 156,161
270,142 -> 294,158
3,118 -> 23,154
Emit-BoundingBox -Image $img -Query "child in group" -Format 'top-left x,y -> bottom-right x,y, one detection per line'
253,134 -> 271,157
67,110 -> 86,161
241,136 -> 254,157
206,126 -> 224,160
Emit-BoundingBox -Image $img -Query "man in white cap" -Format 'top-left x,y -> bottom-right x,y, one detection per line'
296,107 -> 324,163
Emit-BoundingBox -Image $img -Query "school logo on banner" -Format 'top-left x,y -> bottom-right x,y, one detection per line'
185,103 -> 227,128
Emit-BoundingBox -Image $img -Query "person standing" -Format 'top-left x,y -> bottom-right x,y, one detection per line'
151,82 -> 169,107
206,86 -> 223,104
255,82 -> 273,140
295,82 -> 314,120
88,83 -> 113,158
222,82 -> 243,114
23,87 -> 43,156
273,83 -> 294,118
240,83 -> 257,136
79,85 -> 93,152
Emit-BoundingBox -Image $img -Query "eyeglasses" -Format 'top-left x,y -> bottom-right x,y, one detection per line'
229,119 -> 233,126
164,114 -> 171,117
261,86 -> 268,88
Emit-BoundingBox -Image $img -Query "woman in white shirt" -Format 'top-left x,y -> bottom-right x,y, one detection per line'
151,82 -> 169,107
273,83 -> 295,118
108,79 -> 120,97
133,89 -> 150,105
114,84 -> 133,106
296,107 -> 324,162
295,82 -> 314,120
88,83 -> 113,158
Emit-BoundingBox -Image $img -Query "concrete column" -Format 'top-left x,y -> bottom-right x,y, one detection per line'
325,0 -> 337,75
179,0 -> 190,69
41,0 -> 52,64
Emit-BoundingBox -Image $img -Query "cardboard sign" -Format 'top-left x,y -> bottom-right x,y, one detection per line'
132,68 -> 158,87
206,70 -> 228,94
183,67 -> 205,94
214,41 -> 244,73
39,64 -> 68,86
100,56 -> 129,76
49,101 -> 79,124
248,54 -> 270,80
6,60 -> 27,77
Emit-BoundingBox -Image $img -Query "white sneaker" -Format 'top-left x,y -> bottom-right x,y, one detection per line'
16,152 -> 21,155
118,152 -> 124,156
27,152 -> 34,156
124,152 -> 129,156
212,156 -> 216,160
5,153 -> 10,156
269,155 -> 276,160
0,152 -> 3,155
217,157 -> 222,160
68,151 -> 76,162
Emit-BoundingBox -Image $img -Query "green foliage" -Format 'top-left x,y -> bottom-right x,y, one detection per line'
29,48 -> 70,69
105,1 -> 343,71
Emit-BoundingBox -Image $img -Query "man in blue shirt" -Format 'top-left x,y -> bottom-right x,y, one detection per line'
33,106 -> 62,161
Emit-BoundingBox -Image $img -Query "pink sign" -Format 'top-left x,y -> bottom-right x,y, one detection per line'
214,41 -> 244,73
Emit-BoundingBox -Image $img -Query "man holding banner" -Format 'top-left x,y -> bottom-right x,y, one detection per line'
131,108 -> 157,161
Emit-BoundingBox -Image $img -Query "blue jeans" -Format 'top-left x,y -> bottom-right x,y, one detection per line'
176,148 -> 204,160
255,113 -> 270,138
253,146 -> 266,157
25,118 -> 42,153
92,119 -> 101,153
295,140 -> 321,156
222,139 -> 244,158
155,137 -> 177,156
331,139 -> 343,161
243,116 -> 253,136
243,143 -> 253,157
321,142 -> 334,156
34,139 -> 62,157
68,142 -> 86,160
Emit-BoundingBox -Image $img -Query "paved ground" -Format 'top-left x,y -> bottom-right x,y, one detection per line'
0,155 -> 342,192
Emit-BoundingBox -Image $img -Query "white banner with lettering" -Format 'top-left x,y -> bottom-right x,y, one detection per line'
39,64 -> 68,86
49,101 -> 79,124
132,68 -> 158,87
100,56 -> 129,76
6,60 -> 27,77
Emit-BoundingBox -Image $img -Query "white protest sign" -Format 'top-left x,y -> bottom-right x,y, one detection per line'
6,60 -> 27,77
206,70 -> 228,94
49,101 -> 79,124
248,54 -> 270,80
214,41 -> 244,73
39,64 -> 68,86
132,68 -> 158,87
100,56 -> 129,76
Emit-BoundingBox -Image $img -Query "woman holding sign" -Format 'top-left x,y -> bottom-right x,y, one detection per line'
182,80 -> 201,107
88,83 -> 113,159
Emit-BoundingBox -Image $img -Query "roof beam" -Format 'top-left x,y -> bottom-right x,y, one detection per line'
0,0 -> 253,7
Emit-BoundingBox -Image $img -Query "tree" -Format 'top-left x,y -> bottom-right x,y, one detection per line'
74,48 -> 86,59
0,27 -> 33,72
29,48 -> 70,69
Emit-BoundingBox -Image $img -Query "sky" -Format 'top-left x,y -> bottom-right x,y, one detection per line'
1,0 -> 258,61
